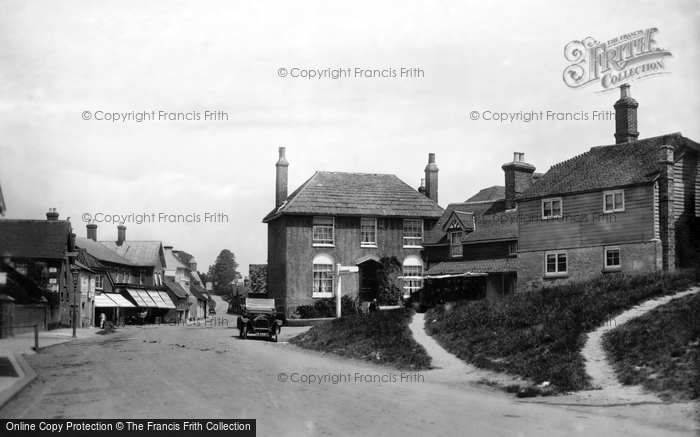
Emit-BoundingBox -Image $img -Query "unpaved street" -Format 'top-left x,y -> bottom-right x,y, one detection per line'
1,298 -> 697,436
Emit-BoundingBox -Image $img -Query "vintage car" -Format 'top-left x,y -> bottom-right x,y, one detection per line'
236,298 -> 283,342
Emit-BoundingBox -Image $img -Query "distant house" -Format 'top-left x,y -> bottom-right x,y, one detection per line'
0,209 -> 76,325
163,277 -> 189,322
518,85 -> 700,290
75,226 -> 139,325
263,148 -> 444,317
99,226 -> 175,322
422,154 -> 539,299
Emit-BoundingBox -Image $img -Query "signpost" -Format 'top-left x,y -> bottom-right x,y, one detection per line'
335,264 -> 358,318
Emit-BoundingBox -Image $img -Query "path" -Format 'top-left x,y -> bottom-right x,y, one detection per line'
582,286 -> 700,390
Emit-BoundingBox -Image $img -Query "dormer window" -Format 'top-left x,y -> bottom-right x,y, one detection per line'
450,232 -> 463,257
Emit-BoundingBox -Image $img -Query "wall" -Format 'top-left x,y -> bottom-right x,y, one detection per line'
517,240 -> 661,291
278,215 -> 437,316
519,184 -> 655,251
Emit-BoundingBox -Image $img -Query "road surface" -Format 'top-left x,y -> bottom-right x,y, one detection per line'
1,296 -> 697,436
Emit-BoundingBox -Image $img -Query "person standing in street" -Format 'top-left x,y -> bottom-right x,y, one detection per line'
100,312 -> 106,329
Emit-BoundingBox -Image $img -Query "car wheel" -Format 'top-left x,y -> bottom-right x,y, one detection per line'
242,325 -> 248,340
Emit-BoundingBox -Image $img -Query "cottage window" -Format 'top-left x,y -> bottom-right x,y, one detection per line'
403,219 -> 423,247
402,256 -> 423,298
450,232 -> 463,257
604,246 -> 621,270
95,275 -> 104,290
545,251 -> 567,276
542,198 -> 562,219
313,217 -> 334,246
361,218 -> 377,247
603,190 -> 625,213
312,254 -> 334,298
509,242 -> 518,256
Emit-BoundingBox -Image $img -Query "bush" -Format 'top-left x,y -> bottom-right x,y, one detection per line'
290,308 -> 431,370
296,295 -> 359,319
47,322 -> 70,331
425,269 -> 697,392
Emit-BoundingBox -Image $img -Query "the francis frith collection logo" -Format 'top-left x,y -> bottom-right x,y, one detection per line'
563,27 -> 672,91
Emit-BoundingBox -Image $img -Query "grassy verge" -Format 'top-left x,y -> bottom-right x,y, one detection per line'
602,292 -> 700,401
425,270 -> 697,393
289,308 -> 431,371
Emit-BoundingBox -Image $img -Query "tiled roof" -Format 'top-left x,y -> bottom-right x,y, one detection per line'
426,258 -> 517,275
0,220 -> 71,260
263,171 -> 443,222
425,199 -> 517,244
100,241 -> 163,267
76,249 -> 106,270
521,133 -> 700,200
465,186 -> 505,202
189,283 -> 208,301
163,276 -> 188,299
76,236 -> 133,266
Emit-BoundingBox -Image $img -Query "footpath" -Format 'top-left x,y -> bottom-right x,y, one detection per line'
0,327 -> 101,410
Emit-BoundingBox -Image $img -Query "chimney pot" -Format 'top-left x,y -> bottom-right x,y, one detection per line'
502,152 -> 536,210
424,154 -> 439,204
614,84 -> 639,144
86,222 -> 98,241
117,223 -> 126,246
46,208 -> 59,221
275,147 -> 289,208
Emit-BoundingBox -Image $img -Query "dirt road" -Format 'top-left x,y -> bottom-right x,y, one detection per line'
1,298 -> 697,436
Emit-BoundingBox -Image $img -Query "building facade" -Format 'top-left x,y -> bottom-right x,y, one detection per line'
517,85 -> 700,290
263,148 -> 444,317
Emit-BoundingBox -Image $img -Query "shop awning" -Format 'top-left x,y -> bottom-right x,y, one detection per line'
149,291 -> 176,309
95,294 -> 118,307
108,293 -> 136,307
95,293 -> 135,307
126,289 -> 158,307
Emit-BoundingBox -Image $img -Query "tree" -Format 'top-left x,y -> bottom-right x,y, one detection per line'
376,256 -> 402,305
249,264 -> 267,294
207,249 -> 241,295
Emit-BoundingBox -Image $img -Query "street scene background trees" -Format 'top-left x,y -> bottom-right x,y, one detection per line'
207,249 -> 241,295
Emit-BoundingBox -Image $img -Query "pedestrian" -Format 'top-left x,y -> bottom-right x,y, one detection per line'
99,312 -> 106,329
369,299 -> 377,313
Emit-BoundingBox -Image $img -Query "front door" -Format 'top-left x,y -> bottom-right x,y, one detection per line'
359,261 -> 380,302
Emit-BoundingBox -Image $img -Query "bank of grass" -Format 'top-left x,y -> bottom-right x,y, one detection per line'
289,308 -> 431,370
425,270 -> 697,393
602,292 -> 700,401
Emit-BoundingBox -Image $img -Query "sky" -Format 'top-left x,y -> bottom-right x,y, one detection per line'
1,0 -> 699,275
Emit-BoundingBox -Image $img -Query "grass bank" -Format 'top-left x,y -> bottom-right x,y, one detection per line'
289,308 -> 431,371
425,270 -> 697,392
602,291 -> 700,401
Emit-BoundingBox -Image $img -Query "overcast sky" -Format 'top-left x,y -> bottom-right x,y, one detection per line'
1,0 -> 698,275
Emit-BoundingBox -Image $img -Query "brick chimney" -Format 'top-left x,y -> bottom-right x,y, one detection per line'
418,178 -> 426,195
87,222 -> 97,241
117,223 -> 126,246
502,152 -> 536,210
424,153 -> 438,204
614,84 -> 639,144
46,208 -> 59,221
275,147 -> 289,208
658,144 -> 675,271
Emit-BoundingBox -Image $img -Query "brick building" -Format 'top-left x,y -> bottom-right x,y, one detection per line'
422,154 -> 539,300
517,85 -> 700,290
263,148 -> 444,317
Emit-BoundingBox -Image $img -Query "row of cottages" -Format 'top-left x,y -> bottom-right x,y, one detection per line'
0,211 -> 76,329
263,148 -> 444,317
517,85 -> 699,288
0,210 -> 208,331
